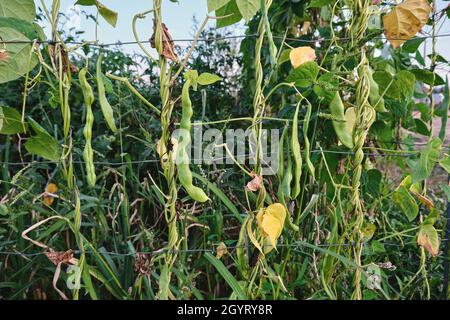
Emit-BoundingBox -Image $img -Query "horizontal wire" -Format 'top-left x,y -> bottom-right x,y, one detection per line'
2,239 -> 448,257
0,149 -> 424,166
1,32 -> 450,46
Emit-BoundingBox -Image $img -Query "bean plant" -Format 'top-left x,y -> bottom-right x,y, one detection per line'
0,0 -> 449,300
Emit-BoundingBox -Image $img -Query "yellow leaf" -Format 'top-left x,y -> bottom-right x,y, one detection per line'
261,214 -> 282,249
417,224 -> 439,257
43,196 -> 54,206
46,183 -> 58,194
265,203 -> 286,232
289,46 -> 316,69
256,208 -> 265,234
247,216 -> 264,255
263,235 -> 276,254
43,183 -> 58,206
383,0 -> 431,48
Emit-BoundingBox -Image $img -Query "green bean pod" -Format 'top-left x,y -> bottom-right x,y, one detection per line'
96,52 -> 118,133
330,92 -> 353,149
367,67 -> 386,112
282,133 -> 293,198
236,216 -> 250,277
277,127 -> 300,232
79,68 -> 96,187
62,74 -> 71,140
303,102 -> 315,181
291,101 -> 302,198
176,78 -> 209,203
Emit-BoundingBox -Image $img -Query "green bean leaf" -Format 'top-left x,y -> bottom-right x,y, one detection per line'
235,0 -> 260,21
412,138 -> 442,183
0,0 -> 36,21
197,73 -> 222,86
216,0 -> 242,28
207,0 -> 231,12
75,0 -> 118,27
0,27 -> 38,84
0,106 -> 25,134
439,155 -> 450,174
393,185 -> 418,222
286,61 -> 319,88
24,118 -> 60,161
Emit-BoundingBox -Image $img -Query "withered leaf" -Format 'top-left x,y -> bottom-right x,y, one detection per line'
150,21 -> 178,62
45,250 -> 74,265
246,172 -> 262,192
383,0 -> 431,48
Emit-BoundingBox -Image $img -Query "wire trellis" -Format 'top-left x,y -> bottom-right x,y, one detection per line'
1,239 -> 449,258
0,145 -> 448,167
1,32 -> 450,47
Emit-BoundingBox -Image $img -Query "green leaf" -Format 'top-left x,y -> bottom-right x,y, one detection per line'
309,0 -> 333,7
204,252 -> 248,299
216,0 -> 242,28
396,70 -> 415,100
410,69 -> 435,85
75,0 -> 117,27
207,0 -> 231,12
412,138 -> 442,183
278,49 -> 291,65
314,72 -> 338,102
423,208 -> 439,226
373,71 -> 399,100
440,184 -> 450,202
393,185 -> 419,222
439,155 -> 450,174
197,73 -> 222,86
286,61 -> 320,88
235,0 -> 260,21
24,118 -> 60,161
402,37 -> 425,54
0,106 -> 25,134
363,169 -> 382,197
412,118 -> 430,136
0,17 -> 42,40
0,0 -> 36,22
0,27 -> 38,84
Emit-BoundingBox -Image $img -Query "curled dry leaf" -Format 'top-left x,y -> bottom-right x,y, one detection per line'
43,183 -> 58,206
0,49 -> 9,62
383,0 -> 431,48
216,242 -> 228,259
45,249 -> 74,265
150,21 -> 178,62
289,46 -> 316,69
246,172 -> 263,192
135,253 -> 152,276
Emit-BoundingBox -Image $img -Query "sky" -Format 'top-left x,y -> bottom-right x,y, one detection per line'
41,0 -> 449,74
